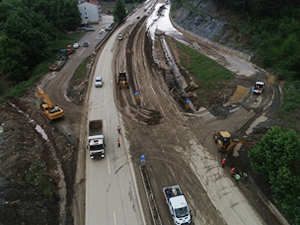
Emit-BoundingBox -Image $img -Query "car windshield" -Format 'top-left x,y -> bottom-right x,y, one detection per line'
90,144 -> 104,150
96,78 -> 102,82
175,206 -> 189,218
221,137 -> 229,145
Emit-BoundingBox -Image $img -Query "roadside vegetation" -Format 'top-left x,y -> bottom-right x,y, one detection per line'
26,160 -> 57,199
249,126 -> 300,224
0,0 -> 82,102
168,37 -> 235,106
71,56 -> 93,86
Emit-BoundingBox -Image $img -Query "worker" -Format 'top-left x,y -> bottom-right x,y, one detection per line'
166,189 -> 172,198
117,138 -> 121,147
117,126 -> 121,134
132,50 -> 134,55
231,167 -> 235,177
235,174 -> 241,183
221,158 -> 226,168
243,172 -> 248,182
137,86 -> 140,91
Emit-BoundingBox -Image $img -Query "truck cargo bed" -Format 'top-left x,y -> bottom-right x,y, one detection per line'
89,120 -> 103,136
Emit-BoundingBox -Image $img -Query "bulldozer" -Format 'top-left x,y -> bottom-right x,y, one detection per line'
213,130 -> 255,152
118,71 -> 129,89
36,86 -> 64,121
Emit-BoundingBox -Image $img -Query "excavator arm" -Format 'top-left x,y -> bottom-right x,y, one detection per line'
236,139 -> 256,145
36,86 -> 53,109
225,139 -> 256,151
225,141 -> 238,151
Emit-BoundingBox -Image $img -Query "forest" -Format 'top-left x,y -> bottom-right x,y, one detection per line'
0,0 -> 81,83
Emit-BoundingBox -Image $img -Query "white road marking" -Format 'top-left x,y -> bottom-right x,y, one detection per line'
113,211 -> 117,225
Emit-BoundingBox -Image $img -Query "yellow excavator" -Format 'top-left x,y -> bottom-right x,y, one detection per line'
36,86 -> 64,121
213,130 -> 255,152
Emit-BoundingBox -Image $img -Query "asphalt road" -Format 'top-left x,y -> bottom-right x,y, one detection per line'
85,20 -> 145,225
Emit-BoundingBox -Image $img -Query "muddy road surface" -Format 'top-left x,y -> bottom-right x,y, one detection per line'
114,2 -> 283,225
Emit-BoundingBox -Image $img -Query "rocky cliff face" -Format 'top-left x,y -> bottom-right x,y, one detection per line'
171,0 -> 251,51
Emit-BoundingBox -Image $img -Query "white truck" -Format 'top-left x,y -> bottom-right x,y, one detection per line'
163,185 -> 192,225
87,120 -> 106,159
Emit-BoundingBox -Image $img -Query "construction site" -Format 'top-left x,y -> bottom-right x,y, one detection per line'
0,3 -> 290,225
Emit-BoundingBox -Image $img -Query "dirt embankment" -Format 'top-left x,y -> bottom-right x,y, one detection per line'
0,99 -> 77,225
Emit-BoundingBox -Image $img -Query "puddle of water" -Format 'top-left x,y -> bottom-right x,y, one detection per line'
146,3 -> 182,40
10,103 -> 49,141
35,124 -> 49,141
161,38 -> 187,92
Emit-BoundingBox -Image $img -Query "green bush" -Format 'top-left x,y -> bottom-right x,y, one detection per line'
249,126 -> 300,221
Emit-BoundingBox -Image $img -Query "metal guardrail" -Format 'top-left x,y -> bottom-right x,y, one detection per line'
140,166 -> 163,225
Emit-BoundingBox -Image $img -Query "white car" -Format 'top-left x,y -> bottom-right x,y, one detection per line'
118,35 -> 123,40
95,77 -> 103,87
73,42 -> 80,49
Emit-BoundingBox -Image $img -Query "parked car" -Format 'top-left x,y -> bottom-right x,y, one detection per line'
105,27 -> 112,32
252,81 -> 265,94
73,43 -> 80,49
95,77 -> 103,87
83,42 -> 89,47
118,35 -> 123,40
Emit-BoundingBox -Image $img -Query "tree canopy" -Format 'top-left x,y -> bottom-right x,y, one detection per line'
249,126 -> 300,222
113,0 -> 127,23
0,0 -> 81,82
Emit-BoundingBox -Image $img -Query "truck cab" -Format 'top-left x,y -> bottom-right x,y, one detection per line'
88,135 -> 105,159
163,185 -> 192,225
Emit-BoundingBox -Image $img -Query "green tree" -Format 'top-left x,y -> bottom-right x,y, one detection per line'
249,126 -> 300,176
249,126 -> 300,222
113,0 -> 127,23
0,0 -> 81,82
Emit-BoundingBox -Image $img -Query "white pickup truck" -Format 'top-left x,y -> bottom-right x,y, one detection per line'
163,185 -> 192,225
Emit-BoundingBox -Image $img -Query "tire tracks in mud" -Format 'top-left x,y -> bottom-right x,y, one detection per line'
114,15 -> 163,126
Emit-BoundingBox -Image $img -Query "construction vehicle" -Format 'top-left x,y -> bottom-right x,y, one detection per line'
36,86 -> 64,121
118,71 -> 129,89
48,49 -> 69,71
87,120 -> 106,159
213,130 -> 255,152
163,185 -> 192,225
67,45 -> 75,55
